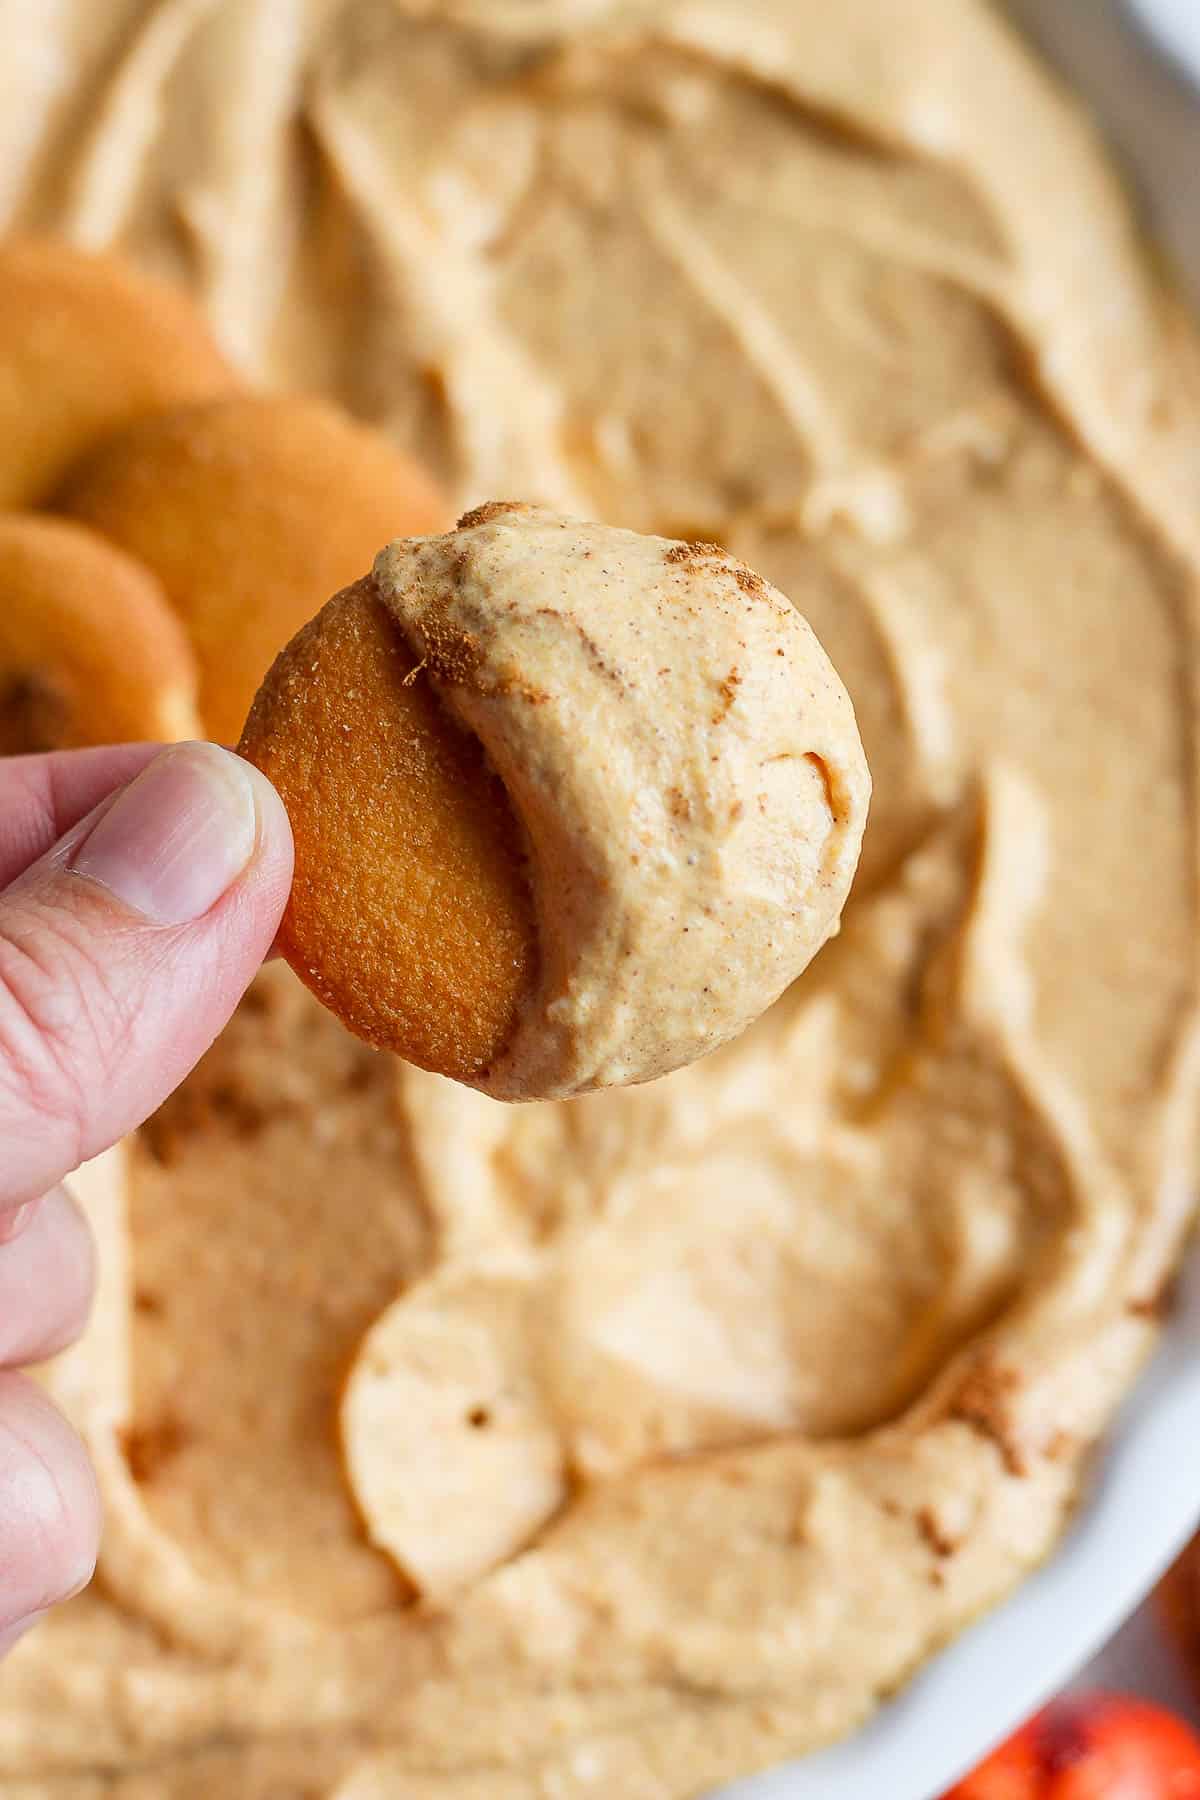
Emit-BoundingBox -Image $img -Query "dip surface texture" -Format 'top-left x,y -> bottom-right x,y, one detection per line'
9,0 -> 1200,1794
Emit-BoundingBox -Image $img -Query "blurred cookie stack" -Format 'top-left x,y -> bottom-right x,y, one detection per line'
0,239 -> 447,761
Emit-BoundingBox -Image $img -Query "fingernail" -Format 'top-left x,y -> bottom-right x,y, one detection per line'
71,743 -> 259,926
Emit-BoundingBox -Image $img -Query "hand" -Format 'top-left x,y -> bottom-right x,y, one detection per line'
0,740 -> 292,1653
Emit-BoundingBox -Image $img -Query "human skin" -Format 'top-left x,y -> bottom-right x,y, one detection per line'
0,741 -> 293,1648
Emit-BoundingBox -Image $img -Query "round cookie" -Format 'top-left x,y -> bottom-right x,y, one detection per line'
238,577 -> 537,1081
59,393 -> 450,743
0,238 -> 235,510
0,515 -> 201,756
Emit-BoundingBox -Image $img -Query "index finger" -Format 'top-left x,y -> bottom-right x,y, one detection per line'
0,745 -> 172,891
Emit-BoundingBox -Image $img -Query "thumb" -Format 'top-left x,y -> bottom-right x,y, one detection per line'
0,741 -> 293,1211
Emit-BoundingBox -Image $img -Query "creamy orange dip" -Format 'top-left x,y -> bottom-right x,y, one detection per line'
7,0 -> 1200,1794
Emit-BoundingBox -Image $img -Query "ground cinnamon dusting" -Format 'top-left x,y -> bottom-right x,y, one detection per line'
916,1506 -> 961,1558
456,500 -> 527,531
664,540 -> 725,564
947,1359 -> 1029,1477
1127,1275 -> 1177,1319
120,1416 -> 191,1484
713,667 -> 741,724
410,590 -> 485,687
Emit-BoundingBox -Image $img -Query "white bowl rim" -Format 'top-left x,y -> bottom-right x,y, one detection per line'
719,1242 -> 1200,1799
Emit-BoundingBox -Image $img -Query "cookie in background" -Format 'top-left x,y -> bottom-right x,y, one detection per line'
0,514 -> 199,755
57,393 -> 450,743
0,239 -> 235,510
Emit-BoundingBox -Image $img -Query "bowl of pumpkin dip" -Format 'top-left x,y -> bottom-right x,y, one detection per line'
8,0 -> 1200,1795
